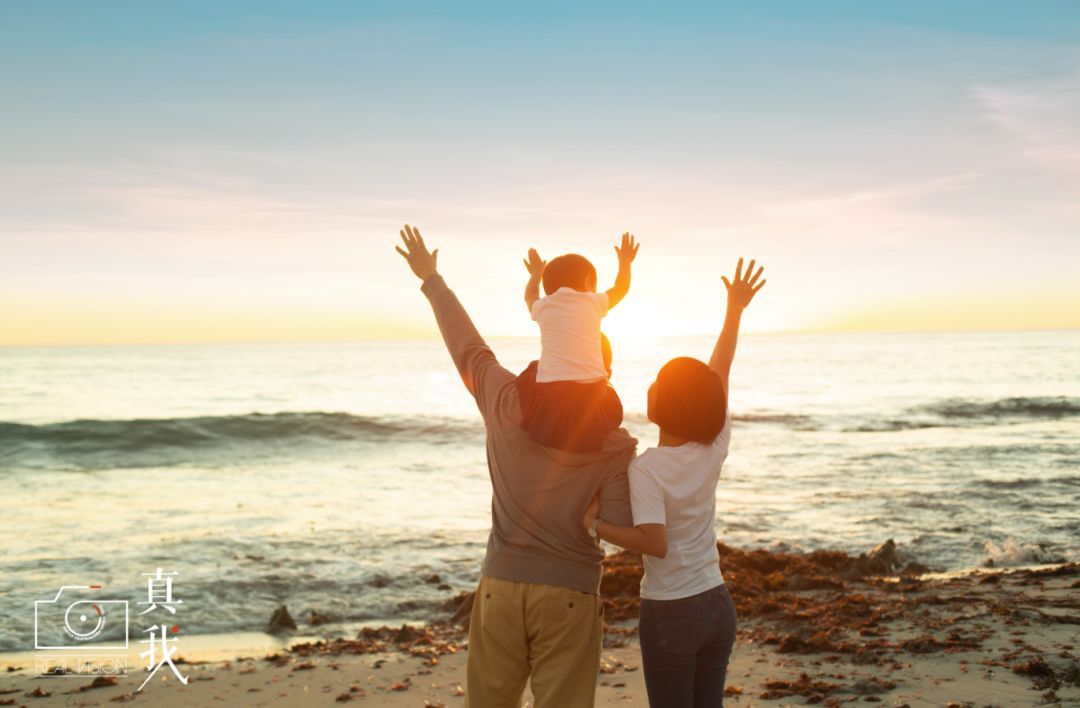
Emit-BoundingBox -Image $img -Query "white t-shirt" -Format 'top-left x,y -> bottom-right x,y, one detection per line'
629,415 -> 731,601
530,288 -> 610,383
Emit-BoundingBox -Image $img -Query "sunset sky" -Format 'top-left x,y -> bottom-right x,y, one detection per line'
2,1 -> 1079,346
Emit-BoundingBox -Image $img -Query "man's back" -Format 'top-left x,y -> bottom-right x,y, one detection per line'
420,274 -> 636,594
480,381 -> 636,593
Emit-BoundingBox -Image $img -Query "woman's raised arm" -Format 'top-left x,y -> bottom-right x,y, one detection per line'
707,258 -> 765,397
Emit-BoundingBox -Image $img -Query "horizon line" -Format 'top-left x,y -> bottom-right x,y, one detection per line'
2,326 -> 1078,350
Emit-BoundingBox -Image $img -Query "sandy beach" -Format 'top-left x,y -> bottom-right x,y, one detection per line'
3,543 -> 1078,707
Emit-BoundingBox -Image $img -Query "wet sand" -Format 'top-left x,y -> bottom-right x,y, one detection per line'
3,543 -> 1078,706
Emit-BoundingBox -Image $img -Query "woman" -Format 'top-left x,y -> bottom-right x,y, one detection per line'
583,257 -> 765,707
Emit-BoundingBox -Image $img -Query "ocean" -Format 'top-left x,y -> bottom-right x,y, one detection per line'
1,331 -> 1077,652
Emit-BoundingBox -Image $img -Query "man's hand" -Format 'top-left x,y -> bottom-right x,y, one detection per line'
614,232 -> 640,265
523,248 -> 547,278
395,224 -> 439,281
722,257 -> 765,311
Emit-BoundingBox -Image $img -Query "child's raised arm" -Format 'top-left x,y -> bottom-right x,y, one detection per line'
605,232 -> 640,309
523,248 -> 546,311
708,257 -> 766,396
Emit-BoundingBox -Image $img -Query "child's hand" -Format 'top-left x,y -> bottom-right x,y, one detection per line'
722,257 -> 766,311
582,493 -> 601,534
614,232 -> 640,265
523,248 -> 547,278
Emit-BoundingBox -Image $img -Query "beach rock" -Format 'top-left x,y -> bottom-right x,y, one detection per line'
448,591 -> 475,628
268,605 -> 298,633
867,539 -> 900,574
901,561 -> 930,576
83,676 -> 119,690
309,610 -> 335,626
393,624 -> 419,643
424,574 -> 442,584
1062,661 -> 1080,686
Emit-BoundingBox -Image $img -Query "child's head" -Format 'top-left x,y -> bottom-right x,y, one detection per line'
542,254 -> 597,295
647,357 -> 726,444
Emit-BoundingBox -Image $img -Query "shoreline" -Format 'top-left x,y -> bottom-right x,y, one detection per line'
3,543 -> 1078,706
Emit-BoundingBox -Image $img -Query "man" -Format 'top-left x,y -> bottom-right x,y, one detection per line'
395,224 -> 637,707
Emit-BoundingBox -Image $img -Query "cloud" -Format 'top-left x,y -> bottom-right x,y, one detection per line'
973,72 -> 1080,176
755,172 -> 978,219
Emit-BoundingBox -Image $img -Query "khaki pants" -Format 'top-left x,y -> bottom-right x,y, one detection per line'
465,575 -> 603,708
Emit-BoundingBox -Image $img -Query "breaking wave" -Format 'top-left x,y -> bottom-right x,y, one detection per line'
0,412 -> 484,470
922,396 -> 1080,420
2,396 -> 1075,469
848,396 -> 1080,432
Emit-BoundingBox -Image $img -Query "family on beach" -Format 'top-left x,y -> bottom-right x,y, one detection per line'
397,224 -> 766,708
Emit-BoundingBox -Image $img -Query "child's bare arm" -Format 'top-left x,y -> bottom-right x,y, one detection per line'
708,257 -> 765,395
605,232 -> 640,308
523,248 -> 546,311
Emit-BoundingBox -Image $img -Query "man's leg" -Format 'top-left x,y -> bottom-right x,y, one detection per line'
524,583 -> 603,708
465,576 -> 531,708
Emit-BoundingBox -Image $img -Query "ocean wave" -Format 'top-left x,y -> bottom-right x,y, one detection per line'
0,412 -> 484,470
921,396 -> 1080,420
626,411 -> 818,429
982,538 -> 1069,568
2,395 -> 1074,470
744,396 -> 1079,434
846,420 -> 939,433
847,396 -> 1080,432
735,413 -> 817,428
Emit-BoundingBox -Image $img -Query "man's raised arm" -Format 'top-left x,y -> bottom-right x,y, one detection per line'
396,224 -> 515,415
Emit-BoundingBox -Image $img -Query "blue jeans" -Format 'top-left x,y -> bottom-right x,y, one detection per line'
638,583 -> 737,708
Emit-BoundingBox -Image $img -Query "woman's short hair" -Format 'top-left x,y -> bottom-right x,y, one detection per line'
650,357 -> 727,444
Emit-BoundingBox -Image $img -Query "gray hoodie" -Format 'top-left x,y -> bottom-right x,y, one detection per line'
421,275 -> 637,594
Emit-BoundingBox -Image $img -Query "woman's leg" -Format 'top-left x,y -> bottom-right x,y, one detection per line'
691,585 -> 738,708
638,596 -> 702,708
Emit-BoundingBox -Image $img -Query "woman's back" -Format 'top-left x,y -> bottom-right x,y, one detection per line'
629,416 -> 731,600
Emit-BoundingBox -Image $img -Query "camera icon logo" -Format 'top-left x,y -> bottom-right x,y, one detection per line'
35,585 -> 129,650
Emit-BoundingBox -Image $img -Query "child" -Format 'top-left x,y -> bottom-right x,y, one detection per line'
518,233 -> 639,452
583,257 -> 766,707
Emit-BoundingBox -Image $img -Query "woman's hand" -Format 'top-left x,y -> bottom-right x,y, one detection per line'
582,494 -> 601,534
395,224 -> 439,281
722,257 -> 765,311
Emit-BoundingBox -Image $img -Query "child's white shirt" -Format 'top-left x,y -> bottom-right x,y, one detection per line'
530,288 -> 610,383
